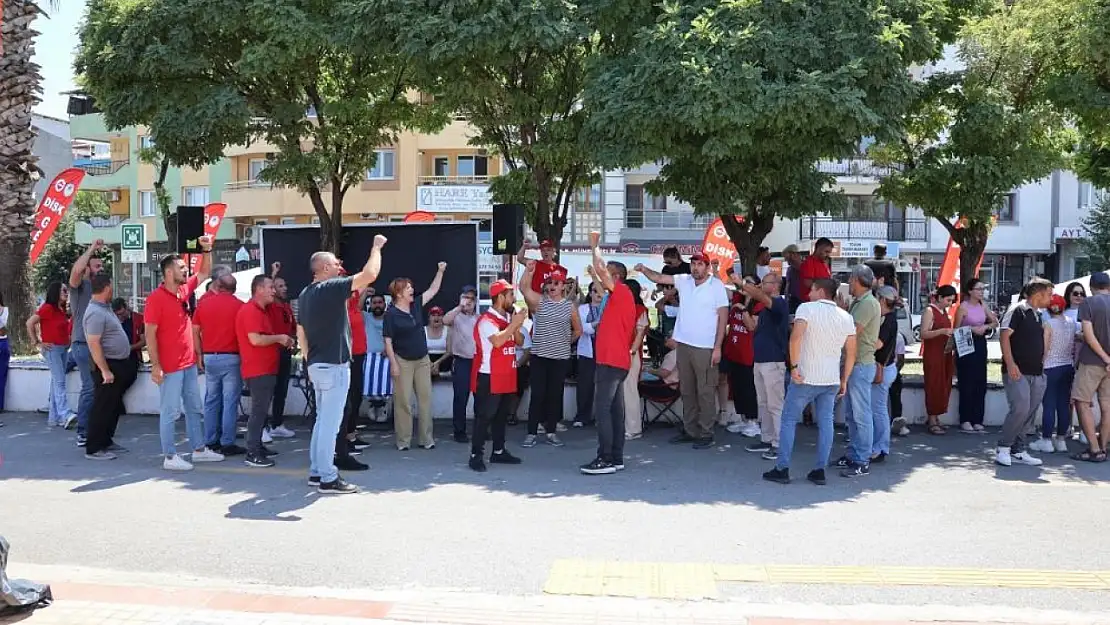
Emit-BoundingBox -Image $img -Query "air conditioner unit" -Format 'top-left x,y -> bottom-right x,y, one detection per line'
107,190 -> 121,202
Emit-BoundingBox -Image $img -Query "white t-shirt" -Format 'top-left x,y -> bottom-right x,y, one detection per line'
794,299 -> 856,386
517,319 -> 533,365
756,265 -> 771,280
576,303 -> 596,358
672,273 -> 729,349
477,309 -> 512,375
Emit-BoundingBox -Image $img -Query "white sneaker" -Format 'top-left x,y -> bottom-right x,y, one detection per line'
898,426 -> 911,437
995,447 -> 1012,466
191,448 -> 225,463
740,421 -> 761,438
261,428 -> 274,444
1053,437 -> 1069,453
1012,451 -> 1043,466
960,422 -> 975,433
163,454 -> 194,472
556,422 -> 568,432
270,425 -> 295,438
726,422 -> 746,434
1028,437 -> 1054,453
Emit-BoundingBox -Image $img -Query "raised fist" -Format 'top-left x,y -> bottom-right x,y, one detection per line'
92,239 -> 105,251
634,263 -> 645,273
437,261 -> 447,272
589,231 -> 600,248
198,235 -> 214,251
271,261 -> 282,274
373,234 -> 388,248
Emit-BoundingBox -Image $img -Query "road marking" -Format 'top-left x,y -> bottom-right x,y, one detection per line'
544,560 -> 1110,599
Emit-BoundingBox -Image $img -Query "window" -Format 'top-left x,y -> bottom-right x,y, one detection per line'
574,183 -> 602,213
433,156 -> 450,177
139,190 -> 155,217
182,186 -> 209,206
139,135 -> 155,149
280,217 -> 296,225
457,155 -> 488,177
248,158 -> 268,183
366,149 -> 395,180
625,184 -> 666,214
993,194 -> 1016,222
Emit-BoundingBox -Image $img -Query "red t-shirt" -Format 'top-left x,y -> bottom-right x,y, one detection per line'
267,300 -> 296,337
37,303 -> 70,346
723,296 -> 761,366
236,300 -> 279,379
192,292 -> 243,353
595,282 -> 636,371
530,260 -> 568,292
348,295 -> 367,356
799,255 -> 832,302
144,276 -> 200,374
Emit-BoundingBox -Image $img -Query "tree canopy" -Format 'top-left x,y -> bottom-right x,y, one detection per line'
76,0 -> 447,253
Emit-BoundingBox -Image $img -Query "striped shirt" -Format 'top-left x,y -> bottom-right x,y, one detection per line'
531,297 -> 575,360
794,299 -> 856,386
1044,315 -> 1077,369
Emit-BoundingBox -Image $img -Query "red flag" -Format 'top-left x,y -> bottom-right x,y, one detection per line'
30,168 -> 87,263
187,202 -> 228,274
701,217 -> 745,281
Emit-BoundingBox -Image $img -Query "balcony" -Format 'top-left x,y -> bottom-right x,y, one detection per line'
625,211 -> 713,230
74,159 -> 132,191
798,217 -> 928,242
76,160 -> 129,176
418,175 -> 491,186
816,158 -> 899,181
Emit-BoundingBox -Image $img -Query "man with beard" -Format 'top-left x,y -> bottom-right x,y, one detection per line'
468,279 -> 527,472
68,238 -> 106,445
145,235 -> 225,471
266,262 -> 297,439
444,285 -> 479,443
362,292 -> 392,421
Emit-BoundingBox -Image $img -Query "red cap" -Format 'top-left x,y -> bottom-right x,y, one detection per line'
689,253 -> 710,264
546,269 -> 567,283
1048,294 -> 1066,314
539,239 -> 555,249
489,279 -> 513,299
428,306 -> 444,315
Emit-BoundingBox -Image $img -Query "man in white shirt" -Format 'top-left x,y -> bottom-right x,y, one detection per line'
636,253 -> 729,448
763,278 -> 857,486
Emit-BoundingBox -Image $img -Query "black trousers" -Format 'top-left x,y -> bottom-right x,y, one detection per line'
246,375 -> 277,456
956,335 -> 988,426
270,349 -> 292,427
471,373 -> 510,456
575,356 -> 596,423
338,353 -> 366,454
890,359 -> 904,421
86,357 -> 138,454
527,356 -> 570,435
727,361 -> 758,419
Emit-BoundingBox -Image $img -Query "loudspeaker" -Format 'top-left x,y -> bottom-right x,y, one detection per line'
175,205 -> 206,253
492,204 -> 524,255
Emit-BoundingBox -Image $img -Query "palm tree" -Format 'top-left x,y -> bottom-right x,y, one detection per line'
0,0 -> 52,354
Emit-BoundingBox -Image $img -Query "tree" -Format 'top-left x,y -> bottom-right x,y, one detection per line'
0,0 -> 56,354
76,0 -> 447,254
1081,195 -> 1110,269
584,0 -> 964,271
377,0 -> 622,249
32,192 -> 113,294
872,1 -> 1073,277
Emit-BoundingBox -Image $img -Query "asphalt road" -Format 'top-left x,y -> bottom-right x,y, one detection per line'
2,412 -> 1108,614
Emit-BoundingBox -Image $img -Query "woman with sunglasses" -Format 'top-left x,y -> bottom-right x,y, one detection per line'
1063,282 -> 1086,323
953,277 -> 998,433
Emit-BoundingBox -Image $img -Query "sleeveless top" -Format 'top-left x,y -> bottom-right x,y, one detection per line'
959,302 -> 987,328
425,327 -> 448,355
1044,315 -> 1077,369
531,297 -> 574,360
922,303 -> 952,358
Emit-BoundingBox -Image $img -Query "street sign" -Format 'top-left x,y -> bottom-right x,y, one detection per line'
121,223 -> 147,264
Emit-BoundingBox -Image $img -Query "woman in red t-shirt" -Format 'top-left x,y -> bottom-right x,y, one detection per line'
622,282 -> 651,439
722,281 -> 759,433
27,282 -> 75,427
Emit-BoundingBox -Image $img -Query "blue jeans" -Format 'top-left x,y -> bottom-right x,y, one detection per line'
70,342 -> 95,435
844,363 -> 877,465
42,345 -> 72,424
202,354 -> 242,447
308,363 -> 351,484
775,383 -> 838,472
1041,364 -> 1074,438
158,366 -> 206,457
871,363 -> 897,456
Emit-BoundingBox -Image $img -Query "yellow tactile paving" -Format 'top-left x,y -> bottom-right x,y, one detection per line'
544,560 -> 1110,599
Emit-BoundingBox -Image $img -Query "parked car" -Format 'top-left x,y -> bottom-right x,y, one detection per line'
897,307 -> 914,346
910,311 -> 997,343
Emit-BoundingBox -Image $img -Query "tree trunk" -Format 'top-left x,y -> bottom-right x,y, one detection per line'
955,224 -> 990,292
531,168 -> 557,253
719,210 -> 774,278
154,160 -> 175,247
307,184 -> 339,255
0,0 -> 46,354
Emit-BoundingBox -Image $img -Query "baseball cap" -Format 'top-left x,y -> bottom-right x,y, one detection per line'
539,239 -> 555,249
489,279 -> 513,299
460,284 -> 477,296
1048,294 -> 1066,314
782,244 -> 800,255
1092,272 -> 1110,289
428,306 -> 444,315
689,253 -> 709,263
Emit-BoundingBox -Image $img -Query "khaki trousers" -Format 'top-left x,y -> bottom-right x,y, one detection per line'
623,353 -> 642,436
676,343 -> 717,439
393,355 -> 434,449
754,362 -> 786,446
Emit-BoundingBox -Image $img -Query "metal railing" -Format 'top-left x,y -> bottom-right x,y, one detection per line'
87,216 -> 125,228
417,175 -> 491,186
625,211 -> 714,230
799,217 -> 928,242
75,160 -> 129,176
816,158 -> 900,179
225,179 -> 275,191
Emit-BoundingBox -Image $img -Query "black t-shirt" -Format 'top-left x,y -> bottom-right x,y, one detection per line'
383,303 -> 429,361
297,277 -> 354,365
661,261 -> 691,276
864,258 -> 898,289
1001,302 -> 1045,376
875,312 -> 898,366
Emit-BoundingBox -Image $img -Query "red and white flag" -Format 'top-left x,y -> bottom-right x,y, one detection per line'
29,168 -> 87,263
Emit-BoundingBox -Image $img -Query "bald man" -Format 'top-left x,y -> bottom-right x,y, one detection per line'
297,235 -> 386,494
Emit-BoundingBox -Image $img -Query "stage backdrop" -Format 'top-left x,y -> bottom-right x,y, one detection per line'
259,223 -> 479,314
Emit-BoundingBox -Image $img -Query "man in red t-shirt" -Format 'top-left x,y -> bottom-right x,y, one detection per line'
580,232 -> 637,476
236,275 -> 294,468
517,239 -> 567,293
193,267 -> 245,455
144,235 -> 226,472
467,279 -> 528,472
800,237 -> 834,302
266,262 -> 297,438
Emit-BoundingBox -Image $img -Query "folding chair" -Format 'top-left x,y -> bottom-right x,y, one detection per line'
640,379 -> 682,427
290,356 -> 317,422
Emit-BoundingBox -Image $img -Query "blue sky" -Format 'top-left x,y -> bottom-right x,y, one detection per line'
34,3 -> 84,120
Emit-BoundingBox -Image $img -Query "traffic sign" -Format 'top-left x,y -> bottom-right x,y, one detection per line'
121,223 -> 147,264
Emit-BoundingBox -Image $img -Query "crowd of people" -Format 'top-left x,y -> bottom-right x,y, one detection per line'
17,229 -> 1110,491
